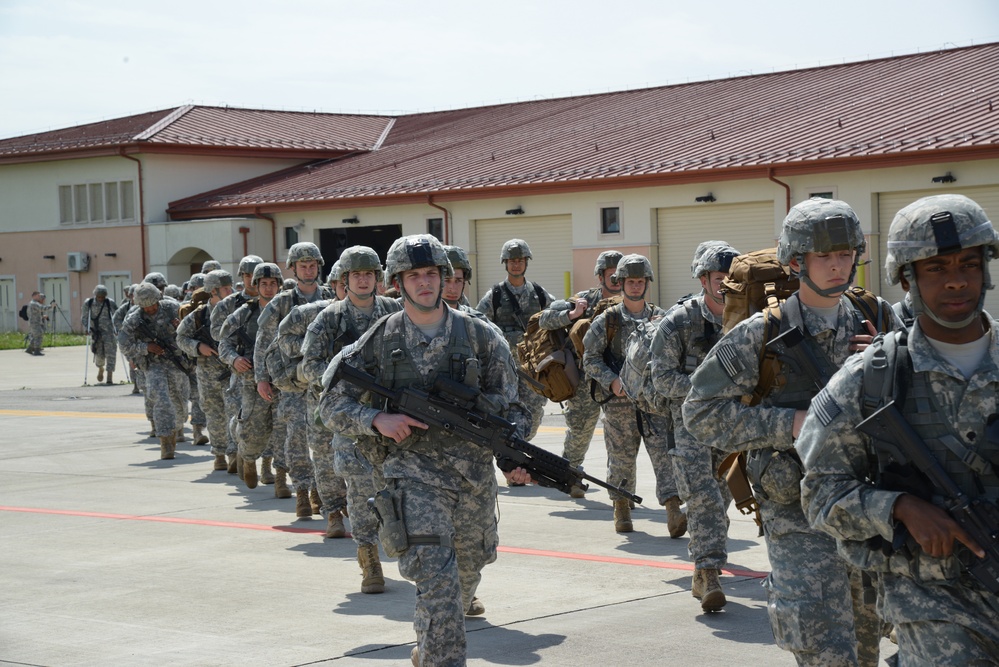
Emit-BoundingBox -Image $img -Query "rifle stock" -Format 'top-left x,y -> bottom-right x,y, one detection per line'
857,400 -> 999,594
765,326 -> 827,391
334,363 -> 642,504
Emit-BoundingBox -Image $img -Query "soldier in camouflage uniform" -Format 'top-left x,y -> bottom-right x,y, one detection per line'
539,250 -> 623,497
318,234 -> 532,667
219,263 -> 283,490
300,246 -> 401,588
892,291 -> 915,328
799,194 -> 999,665
114,285 -> 142,394
256,243 -> 332,516
25,291 -> 52,356
443,245 -> 502,329
81,284 -> 118,384
582,255 -> 683,534
475,238 -> 555,442
177,270 -> 235,471
651,241 -> 740,612
119,283 -> 190,460
683,198 -> 896,666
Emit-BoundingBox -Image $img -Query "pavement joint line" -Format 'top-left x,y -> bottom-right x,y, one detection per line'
0,505 -> 767,578
0,409 -> 147,420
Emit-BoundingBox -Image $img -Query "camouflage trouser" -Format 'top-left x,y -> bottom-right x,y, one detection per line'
761,497 -> 880,667
146,361 -> 189,437
223,373 -> 241,456
331,432 -> 381,543
188,371 -> 205,427
92,328 -> 116,372
195,361 -> 229,457
306,391 -> 347,514
560,388 -> 601,469
392,474 -> 498,667
142,373 -> 155,422
277,390 -> 315,492
602,399 -> 678,503
237,378 -> 274,461
133,367 -> 145,393
27,323 -> 44,352
670,424 -> 732,570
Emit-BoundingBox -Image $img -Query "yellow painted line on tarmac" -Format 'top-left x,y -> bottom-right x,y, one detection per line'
0,409 -> 146,420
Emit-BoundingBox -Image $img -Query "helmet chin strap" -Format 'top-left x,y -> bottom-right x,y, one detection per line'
904,265 -> 985,330
293,266 -> 320,286
624,284 -> 647,302
796,254 -> 855,299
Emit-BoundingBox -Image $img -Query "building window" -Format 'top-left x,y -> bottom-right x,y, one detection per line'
427,218 -> 444,241
105,183 -> 119,220
57,179 -> 136,225
120,181 -> 135,220
59,186 -> 73,224
285,226 -> 299,249
74,185 -> 88,223
808,188 -> 837,200
600,206 -> 621,235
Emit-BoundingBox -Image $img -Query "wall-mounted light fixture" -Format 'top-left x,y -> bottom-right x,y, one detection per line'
342,216 -> 360,225
43,255 -> 56,259
293,220 -> 306,230
505,206 -> 524,215
695,194 -> 717,203
104,252 -> 117,257
931,172 -> 956,184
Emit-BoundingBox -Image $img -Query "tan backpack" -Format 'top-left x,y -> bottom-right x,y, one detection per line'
568,294 -> 622,357
516,311 -> 580,403
720,248 -> 798,334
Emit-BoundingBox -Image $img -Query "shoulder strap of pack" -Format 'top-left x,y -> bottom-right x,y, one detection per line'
861,329 -> 909,418
532,282 -> 547,308
844,286 -> 893,334
742,306 -> 783,407
492,284 -> 502,314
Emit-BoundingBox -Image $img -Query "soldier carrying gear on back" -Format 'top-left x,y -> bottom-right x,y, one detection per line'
82,284 -> 119,384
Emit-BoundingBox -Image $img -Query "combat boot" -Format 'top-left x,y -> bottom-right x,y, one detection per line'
236,456 -> 244,480
274,468 -> 292,498
226,453 -> 238,474
97,367 -> 104,383
159,435 -> 175,460
698,568 -> 726,612
613,498 -> 633,533
213,454 -> 228,471
466,597 -> 485,616
105,371 -> 113,385
569,484 -> 586,499
243,458 -> 258,489
192,424 -> 208,446
149,421 -> 156,438
175,427 -> 187,443
357,543 -> 385,593
664,496 -> 688,538
310,486 -> 323,514
296,489 -> 312,518
411,646 -> 419,667
326,510 -> 346,538
259,457 -> 275,484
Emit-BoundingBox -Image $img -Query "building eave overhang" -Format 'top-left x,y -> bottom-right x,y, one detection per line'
0,142 -> 363,166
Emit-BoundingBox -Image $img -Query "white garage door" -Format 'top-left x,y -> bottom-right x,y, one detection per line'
0,277 -> 16,332
40,276 -> 72,332
656,202 -> 779,307
877,186 -> 999,313
473,215 -> 573,306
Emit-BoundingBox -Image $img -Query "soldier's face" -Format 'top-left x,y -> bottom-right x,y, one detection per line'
347,270 -> 376,293
623,277 -> 647,299
906,247 -> 985,324
294,259 -> 320,283
401,267 -> 442,307
600,267 -> 621,293
801,250 -> 855,291
142,304 -> 159,316
213,286 -> 234,302
700,271 -> 727,303
241,273 -> 258,297
505,258 -> 527,277
95,294 -> 106,302
257,277 -> 281,300
442,269 -> 466,303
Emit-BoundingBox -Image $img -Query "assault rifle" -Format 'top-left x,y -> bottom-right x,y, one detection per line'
334,363 -> 643,504
134,319 -> 195,374
857,401 -> 999,595
765,326 -> 828,391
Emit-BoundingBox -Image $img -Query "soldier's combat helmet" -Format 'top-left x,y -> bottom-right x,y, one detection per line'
93,284 -> 109,297
188,273 -> 206,290
134,283 -> 161,308
444,245 -> 473,282
500,239 -> 533,262
385,234 -> 453,312
594,250 -> 623,276
201,260 -> 222,273
164,284 -> 183,300
691,241 -> 740,279
614,254 -> 654,301
327,260 -> 342,285
142,272 -> 167,289
339,245 -> 383,297
204,270 -> 233,294
777,197 -> 866,298
886,194 -> 999,329
251,262 -> 283,287
237,255 -> 264,277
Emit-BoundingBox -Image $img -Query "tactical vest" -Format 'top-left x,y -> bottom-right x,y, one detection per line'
671,296 -> 722,374
235,301 -> 261,356
491,282 -> 547,337
326,296 -> 395,358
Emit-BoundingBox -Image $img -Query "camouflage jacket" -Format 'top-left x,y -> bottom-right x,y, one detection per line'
81,297 -> 117,332
254,286 -> 332,383
209,290 -> 251,342
176,303 -> 227,372
582,301 -> 666,393
119,300 -> 181,368
475,278 -> 555,349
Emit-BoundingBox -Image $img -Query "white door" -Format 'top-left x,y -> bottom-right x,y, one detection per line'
100,272 -> 132,307
0,277 -> 15,332
40,276 -> 72,332
473,215 -> 573,306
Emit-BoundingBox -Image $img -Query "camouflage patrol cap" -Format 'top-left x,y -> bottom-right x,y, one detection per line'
386,234 -> 453,283
286,242 -> 324,269
188,273 -> 206,290
142,272 -> 167,289
444,245 -> 472,281
500,239 -> 532,262
594,250 -> 623,276
339,245 -> 383,282
885,194 -> 999,285
164,284 -> 183,300
93,284 -> 108,296
691,241 -> 740,278
134,283 -> 161,308
614,254 -> 654,282
777,198 -> 866,265
201,260 -> 222,273
237,255 -> 264,277
251,262 -> 283,286
203,270 -> 233,293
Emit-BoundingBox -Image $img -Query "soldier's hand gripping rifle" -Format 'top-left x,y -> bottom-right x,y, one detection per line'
134,319 -> 195,374
334,363 -> 643,504
857,401 -> 999,595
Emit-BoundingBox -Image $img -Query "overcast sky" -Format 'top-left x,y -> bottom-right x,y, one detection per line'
1,0 -> 997,139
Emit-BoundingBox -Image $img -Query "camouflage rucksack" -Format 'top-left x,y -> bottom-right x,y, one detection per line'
618,316 -> 670,416
516,311 -> 579,402
720,248 -> 799,334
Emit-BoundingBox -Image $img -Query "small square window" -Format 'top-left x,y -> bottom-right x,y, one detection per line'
285,227 -> 299,249
600,207 -> 621,234
428,218 -> 444,241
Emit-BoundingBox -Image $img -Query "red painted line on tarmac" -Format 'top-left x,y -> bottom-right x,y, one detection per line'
0,505 -> 767,578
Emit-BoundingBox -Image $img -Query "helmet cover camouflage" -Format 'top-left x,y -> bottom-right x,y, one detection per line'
134,283 -> 161,308
203,270 -> 233,293
500,238 -> 533,262
776,198 -> 866,266
93,284 -> 108,296
691,241 -> 740,279
338,245 -> 383,282
594,250 -> 624,276
200,260 -> 222,273
237,255 -> 264,277
444,245 -> 473,282
385,234 -> 453,284
285,242 -> 324,269
163,285 -> 183,300
614,254 -> 655,282
188,273 -> 206,289
327,260 -> 342,284
142,272 -> 167,289
251,262 -> 283,287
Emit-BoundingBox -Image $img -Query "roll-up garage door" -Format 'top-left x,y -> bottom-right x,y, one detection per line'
877,186 -> 999,313
656,202 -> 778,306
473,215 -> 573,306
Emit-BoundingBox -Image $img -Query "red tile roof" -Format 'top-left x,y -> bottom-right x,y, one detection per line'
169,43 -> 999,218
0,105 -> 394,161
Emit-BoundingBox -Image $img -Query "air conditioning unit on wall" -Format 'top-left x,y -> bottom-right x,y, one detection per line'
67,252 -> 90,272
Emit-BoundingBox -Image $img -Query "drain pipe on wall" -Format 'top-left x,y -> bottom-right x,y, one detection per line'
254,207 -> 278,263
428,195 -> 451,244
768,168 -> 791,214
238,226 -> 250,257
119,149 -> 148,276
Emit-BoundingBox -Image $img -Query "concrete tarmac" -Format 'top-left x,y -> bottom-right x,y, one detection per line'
0,346 -> 896,666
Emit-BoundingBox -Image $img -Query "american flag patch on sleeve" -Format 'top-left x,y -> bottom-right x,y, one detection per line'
812,387 -> 842,427
716,344 -> 744,379
658,317 -> 676,337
